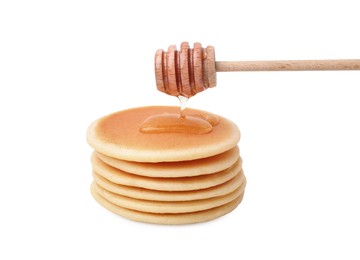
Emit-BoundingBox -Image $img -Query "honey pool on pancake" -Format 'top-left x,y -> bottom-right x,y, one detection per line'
140,96 -> 219,134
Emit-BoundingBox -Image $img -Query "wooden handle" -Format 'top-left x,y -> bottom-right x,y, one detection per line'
215,60 -> 360,72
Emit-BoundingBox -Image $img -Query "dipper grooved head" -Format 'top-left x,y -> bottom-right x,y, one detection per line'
155,42 -> 216,98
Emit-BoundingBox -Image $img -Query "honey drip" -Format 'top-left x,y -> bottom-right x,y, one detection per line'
140,96 -> 219,134
178,95 -> 188,118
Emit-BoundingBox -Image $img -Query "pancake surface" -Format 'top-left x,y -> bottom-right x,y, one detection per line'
87,106 -> 240,162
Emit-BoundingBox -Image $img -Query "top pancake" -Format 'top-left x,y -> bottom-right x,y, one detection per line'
87,106 -> 240,162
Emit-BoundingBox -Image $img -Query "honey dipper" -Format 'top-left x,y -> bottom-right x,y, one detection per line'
155,42 -> 360,98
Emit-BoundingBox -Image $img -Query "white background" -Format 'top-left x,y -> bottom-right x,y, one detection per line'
1,1 -> 360,259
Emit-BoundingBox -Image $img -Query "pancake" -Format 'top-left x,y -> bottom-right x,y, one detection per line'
96,146 -> 239,178
93,171 -> 245,201
87,105 -> 246,224
91,183 -> 244,225
91,153 -> 242,191
92,181 -> 246,213
87,106 -> 240,162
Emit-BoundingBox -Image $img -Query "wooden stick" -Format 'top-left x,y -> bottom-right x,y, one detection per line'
215,59 -> 360,72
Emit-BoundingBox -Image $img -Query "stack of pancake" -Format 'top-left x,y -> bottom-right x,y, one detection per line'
87,106 -> 246,224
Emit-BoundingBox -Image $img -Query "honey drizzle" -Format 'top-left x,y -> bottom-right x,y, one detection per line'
178,95 -> 188,118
